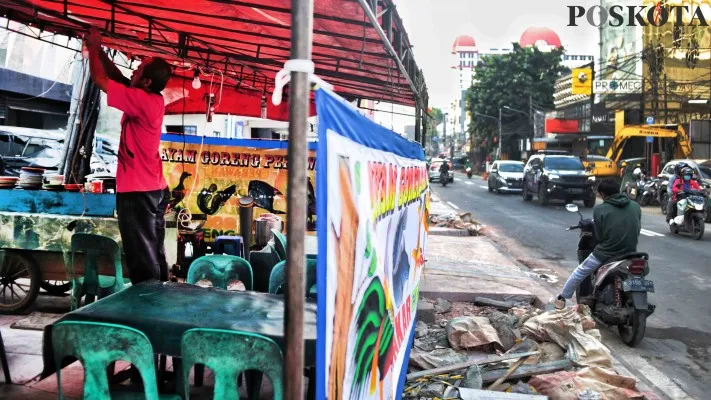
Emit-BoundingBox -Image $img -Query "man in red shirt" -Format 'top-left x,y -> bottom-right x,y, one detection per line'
85,29 -> 172,283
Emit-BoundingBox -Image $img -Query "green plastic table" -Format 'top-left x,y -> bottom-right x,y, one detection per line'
41,281 -> 318,378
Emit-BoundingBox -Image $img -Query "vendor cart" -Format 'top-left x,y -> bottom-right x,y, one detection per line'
0,190 -> 177,313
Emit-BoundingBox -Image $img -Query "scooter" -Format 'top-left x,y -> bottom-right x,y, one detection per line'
637,177 -> 662,207
440,171 -> 448,187
565,203 -> 655,347
466,166 -> 473,179
667,190 -> 708,240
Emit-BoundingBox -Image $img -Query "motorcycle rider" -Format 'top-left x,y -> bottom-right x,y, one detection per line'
669,167 -> 702,223
666,162 -> 691,219
555,177 -> 642,309
439,160 -> 450,181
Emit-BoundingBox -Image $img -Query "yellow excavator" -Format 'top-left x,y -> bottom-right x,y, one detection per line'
605,124 -> 692,163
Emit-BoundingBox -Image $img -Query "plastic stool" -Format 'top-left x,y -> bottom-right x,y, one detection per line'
214,236 -> 245,258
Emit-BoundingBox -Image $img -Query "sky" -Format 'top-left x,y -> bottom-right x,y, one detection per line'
395,0 -> 600,109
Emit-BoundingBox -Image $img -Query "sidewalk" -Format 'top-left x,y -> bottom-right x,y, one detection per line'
426,193 -> 552,307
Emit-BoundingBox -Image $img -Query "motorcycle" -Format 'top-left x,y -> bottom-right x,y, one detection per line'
624,174 -> 648,203
466,166 -> 473,179
637,177 -> 662,207
440,171 -> 448,187
667,190 -> 708,240
565,203 -> 655,347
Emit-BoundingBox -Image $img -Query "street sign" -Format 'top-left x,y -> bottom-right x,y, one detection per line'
593,79 -> 643,94
572,68 -> 592,95
646,116 -> 654,125
646,136 -> 654,143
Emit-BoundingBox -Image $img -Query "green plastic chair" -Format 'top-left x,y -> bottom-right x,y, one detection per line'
180,328 -> 284,400
70,233 -> 130,310
187,255 -> 253,290
270,229 -> 287,260
268,258 -> 317,297
52,321 -> 180,400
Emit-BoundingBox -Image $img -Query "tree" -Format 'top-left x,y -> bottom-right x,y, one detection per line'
425,107 -> 444,154
465,43 -> 568,156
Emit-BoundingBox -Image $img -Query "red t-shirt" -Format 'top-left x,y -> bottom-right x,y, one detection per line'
107,80 -> 167,193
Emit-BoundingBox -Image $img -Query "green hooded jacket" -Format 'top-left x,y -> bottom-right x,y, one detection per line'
592,193 -> 642,262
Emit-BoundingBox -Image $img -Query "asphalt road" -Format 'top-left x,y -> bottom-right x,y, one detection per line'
432,172 -> 710,400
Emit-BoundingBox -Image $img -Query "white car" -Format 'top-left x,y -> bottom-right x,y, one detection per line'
428,158 -> 454,182
487,160 -> 525,193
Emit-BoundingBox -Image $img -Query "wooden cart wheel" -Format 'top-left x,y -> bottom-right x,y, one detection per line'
40,280 -> 73,295
0,252 -> 40,314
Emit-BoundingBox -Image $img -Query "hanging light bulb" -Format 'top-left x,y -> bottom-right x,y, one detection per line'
191,69 -> 202,90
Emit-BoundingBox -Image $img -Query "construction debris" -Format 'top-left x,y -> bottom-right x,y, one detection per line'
405,298 -> 644,399
435,298 -> 454,314
406,351 -> 540,380
447,316 -> 504,351
429,212 -> 483,235
529,367 -> 645,399
521,307 -> 612,368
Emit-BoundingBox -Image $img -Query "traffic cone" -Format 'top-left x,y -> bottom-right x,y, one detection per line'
482,172 -> 487,180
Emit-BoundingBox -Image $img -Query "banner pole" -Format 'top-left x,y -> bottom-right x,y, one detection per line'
285,0 -> 313,397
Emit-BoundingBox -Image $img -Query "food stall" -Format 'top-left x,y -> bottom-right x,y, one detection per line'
0,0 -> 429,396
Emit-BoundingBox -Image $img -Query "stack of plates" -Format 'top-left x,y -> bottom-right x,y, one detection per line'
17,167 -> 45,190
0,176 -> 19,189
43,173 -> 65,191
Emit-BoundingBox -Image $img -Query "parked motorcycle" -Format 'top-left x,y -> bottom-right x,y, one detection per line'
624,174 -> 648,203
667,190 -> 708,240
637,177 -> 662,207
466,167 -> 473,179
440,172 -> 448,187
565,203 -> 655,347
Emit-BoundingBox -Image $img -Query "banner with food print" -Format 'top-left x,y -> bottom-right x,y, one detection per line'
159,135 -> 317,242
315,89 -> 429,400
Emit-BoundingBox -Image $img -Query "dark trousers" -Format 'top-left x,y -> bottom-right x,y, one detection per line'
117,188 -> 170,284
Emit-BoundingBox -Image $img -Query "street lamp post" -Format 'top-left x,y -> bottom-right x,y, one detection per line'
498,107 -> 502,159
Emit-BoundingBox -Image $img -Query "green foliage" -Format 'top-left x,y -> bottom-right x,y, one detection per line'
466,44 -> 568,153
425,107 -> 444,143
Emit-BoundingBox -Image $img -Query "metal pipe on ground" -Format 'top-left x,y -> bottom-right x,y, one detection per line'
284,0 -> 313,397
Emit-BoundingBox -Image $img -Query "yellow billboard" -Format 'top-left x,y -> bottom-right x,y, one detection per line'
159,135 -> 316,242
572,68 -> 593,95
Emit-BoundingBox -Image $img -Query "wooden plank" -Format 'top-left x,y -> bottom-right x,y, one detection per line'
480,360 -> 573,383
487,356 -> 529,391
406,351 -> 539,380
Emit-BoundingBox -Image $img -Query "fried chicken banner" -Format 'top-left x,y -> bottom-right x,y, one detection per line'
159,135 -> 317,242
315,89 -> 428,400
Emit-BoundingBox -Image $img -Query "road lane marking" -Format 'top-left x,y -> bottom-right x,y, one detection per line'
640,228 -> 664,237
446,201 -> 460,210
465,181 -> 474,185
479,185 -> 489,189
454,177 -> 461,181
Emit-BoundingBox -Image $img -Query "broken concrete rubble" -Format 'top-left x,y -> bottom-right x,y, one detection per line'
488,311 -> 518,352
429,211 -> 483,236
405,298 -> 648,399
414,320 -> 429,339
434,297 -> 453,314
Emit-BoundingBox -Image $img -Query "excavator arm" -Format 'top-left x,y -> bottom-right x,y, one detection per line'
605,125 -> 692,163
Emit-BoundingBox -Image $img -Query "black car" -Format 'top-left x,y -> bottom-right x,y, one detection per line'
522,152 -> 596,207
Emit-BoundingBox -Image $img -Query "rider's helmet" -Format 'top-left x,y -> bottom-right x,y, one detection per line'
633,167 -> 643,179
675,162 -> 689,176
681,166 -> 694,182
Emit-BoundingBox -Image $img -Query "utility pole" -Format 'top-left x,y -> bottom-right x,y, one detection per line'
443,113 -> 448,156
498,107 -> 502,160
